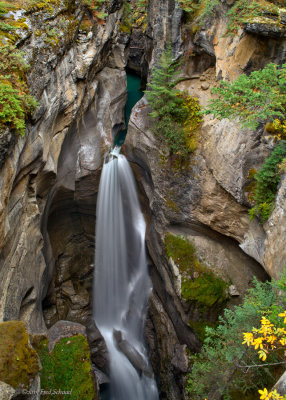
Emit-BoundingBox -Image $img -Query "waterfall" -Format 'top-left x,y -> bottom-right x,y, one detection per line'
93,146 -> 159,400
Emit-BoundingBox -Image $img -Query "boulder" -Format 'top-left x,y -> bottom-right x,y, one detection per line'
47,320 -> 87,352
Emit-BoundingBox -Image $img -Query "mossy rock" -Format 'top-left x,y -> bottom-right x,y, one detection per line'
164,233 -> 229,307
0,321 -> 40,389
34,335 -> 95,400
165,233 -> 229,339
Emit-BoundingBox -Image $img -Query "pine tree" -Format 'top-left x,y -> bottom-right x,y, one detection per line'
145,46 -> 201,157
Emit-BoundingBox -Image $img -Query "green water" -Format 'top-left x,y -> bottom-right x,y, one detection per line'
114,72 -> 143,146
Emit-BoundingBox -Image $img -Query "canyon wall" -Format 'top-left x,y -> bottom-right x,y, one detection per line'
0,0 -> 285,399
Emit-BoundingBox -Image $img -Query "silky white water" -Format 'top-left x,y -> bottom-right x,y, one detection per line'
93,147 -> 159,400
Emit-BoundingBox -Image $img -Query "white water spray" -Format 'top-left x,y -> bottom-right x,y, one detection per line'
93,147 -> 159,400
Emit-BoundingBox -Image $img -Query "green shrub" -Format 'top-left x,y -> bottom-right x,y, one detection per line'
204,63 -> 286,130
225,0 -> 281,34
196,0 -> 219,22
249,140 -> 286,223
80,0 -> 107,20
119,0 -> 133,33
182,0 -> 283,34
186,271 -> 286,400
0,44 -> 37,136
145,46 -> 202,158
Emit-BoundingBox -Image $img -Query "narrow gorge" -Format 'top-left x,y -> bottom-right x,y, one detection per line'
0,0 -> 285,399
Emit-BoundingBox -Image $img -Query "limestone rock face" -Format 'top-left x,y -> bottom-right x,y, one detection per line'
261,176 -> 286,279
124,96 -> 268,399
175,23 -> 286,280
0,3 -> 125,337
183,3 -> 286,82
0,381 -> 15,400
144,0 -> 183,67
124,5 -> 286,385
146,294 -> 187,400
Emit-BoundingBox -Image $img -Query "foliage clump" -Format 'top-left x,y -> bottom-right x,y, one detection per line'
186,271 -> 286,400
145,46 -> 202,158
248,140 -> 286,223
80,0 -> 107,21
179,0 -> 284,35
225,0 -> 282,34
204,63 -> 286,130
0,321 -> 39,388
0,44 -> 37,136
265,119 -> 286,141
34,335 -> 95,400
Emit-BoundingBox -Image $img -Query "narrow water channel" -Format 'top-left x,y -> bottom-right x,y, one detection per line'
114,72 -> 143,146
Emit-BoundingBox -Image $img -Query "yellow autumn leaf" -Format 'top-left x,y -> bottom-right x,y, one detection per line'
242,332 -> 254,346
271,389 -> 284,400
258,349 -> 267,361
278,311 -> 286,323
253,337 -> 264,350
258,388 -> 269,399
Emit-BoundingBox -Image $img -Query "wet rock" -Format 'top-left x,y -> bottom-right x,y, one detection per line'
194,30 -> 215,56
171,344 -> 188,374
244,20 -> 286,38
92,367 -> 109,385
127,28 -> 145,74
86,319 -> 109,374
145,294 -> 186,400
113,330 -> 152,377
144,0 -> 182,68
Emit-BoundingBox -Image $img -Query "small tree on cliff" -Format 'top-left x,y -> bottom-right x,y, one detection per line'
145,46 -> 201,158
204,63 -> 286,130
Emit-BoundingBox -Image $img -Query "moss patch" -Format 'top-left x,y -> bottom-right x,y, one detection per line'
34,335 -> 95,400
0,321 -> 40,389
165,233 -> 229,339
164,233 -> 228,307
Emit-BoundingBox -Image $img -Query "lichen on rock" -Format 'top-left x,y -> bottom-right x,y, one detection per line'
0,321 -> 40,389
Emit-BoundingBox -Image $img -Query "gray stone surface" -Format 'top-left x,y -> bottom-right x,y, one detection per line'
48,320 -> 87,352
273,371 -> 286,396
0,381 -> 15,400
0,3 -> 126,336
